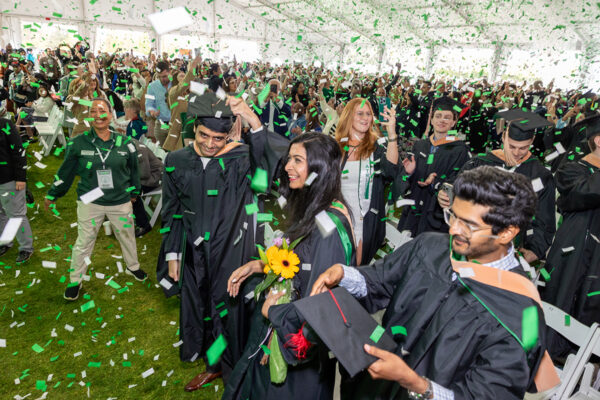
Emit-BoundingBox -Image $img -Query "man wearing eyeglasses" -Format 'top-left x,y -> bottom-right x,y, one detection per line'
311,166 -> 558,400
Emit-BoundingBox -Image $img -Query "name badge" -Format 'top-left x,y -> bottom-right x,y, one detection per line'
97,169 -> 114,189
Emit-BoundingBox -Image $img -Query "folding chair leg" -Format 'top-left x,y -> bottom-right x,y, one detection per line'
149,195 -> 162,228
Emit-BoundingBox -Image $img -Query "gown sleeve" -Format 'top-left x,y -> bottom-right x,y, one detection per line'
556,162 -> 600,212
160,152 -> 184,258
524,170 -> 556,259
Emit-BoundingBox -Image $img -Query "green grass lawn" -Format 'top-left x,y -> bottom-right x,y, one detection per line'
0,140 -> 223,399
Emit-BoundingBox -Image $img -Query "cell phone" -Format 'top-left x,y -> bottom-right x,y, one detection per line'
270,84 -> 277,93
442,183 -> 454,205
378,97 -> 392,122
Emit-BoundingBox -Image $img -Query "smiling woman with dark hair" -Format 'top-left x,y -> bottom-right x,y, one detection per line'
224,132 -> 356,400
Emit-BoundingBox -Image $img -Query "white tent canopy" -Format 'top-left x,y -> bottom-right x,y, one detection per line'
1,0 -> 599,88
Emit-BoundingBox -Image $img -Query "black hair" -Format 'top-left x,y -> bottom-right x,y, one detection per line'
210,63 -> 220,75
278,132 -> 351,241
194,116 -> 233,133
453,166 -> 537,234
156,61 -> 169,73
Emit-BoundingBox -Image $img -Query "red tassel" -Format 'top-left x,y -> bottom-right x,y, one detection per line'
284,322 -> 312,360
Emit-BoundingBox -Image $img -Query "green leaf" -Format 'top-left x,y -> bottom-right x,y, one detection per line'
258,247 -> 268,265
269,332 -> 288,384
288,236 -> 304,250
254,272 -> 278,301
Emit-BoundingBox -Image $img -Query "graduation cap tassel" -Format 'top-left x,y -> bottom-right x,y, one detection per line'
329,289 -> 351,328
284,322 -> 312,360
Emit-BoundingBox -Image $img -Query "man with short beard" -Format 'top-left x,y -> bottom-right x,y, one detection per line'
311,166 -> 558,400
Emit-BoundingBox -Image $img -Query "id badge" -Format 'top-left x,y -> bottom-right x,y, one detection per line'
96,169 -> 114,189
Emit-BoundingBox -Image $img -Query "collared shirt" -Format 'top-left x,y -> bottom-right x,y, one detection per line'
339,243 -> 520,400
145,79 -> 172,122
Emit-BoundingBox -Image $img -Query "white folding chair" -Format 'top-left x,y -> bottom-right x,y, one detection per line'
35,105 -> 66,156
525,302 -> 600,400
141,188 -> 162,228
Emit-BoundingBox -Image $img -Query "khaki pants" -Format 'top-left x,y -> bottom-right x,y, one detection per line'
154,119 -> 169,147
70,200 -> 139,283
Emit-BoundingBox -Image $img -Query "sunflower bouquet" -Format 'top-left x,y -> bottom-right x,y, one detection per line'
253,237 -> 302,384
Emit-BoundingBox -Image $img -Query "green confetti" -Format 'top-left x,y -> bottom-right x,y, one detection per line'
245,203 -> 259,215
206,334 -> 227,366
587,291 -> 600,297
350,36 -> 360,43
250,168 -> 268,193
31,344 -> 45,353
369,325 -> 385,343
80,300 -> 95,313
521,306 -> 539,351
426,154 -> 434,164
391,325 -> 407,336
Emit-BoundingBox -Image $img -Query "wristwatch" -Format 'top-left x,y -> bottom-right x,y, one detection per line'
407,377 -> 434,399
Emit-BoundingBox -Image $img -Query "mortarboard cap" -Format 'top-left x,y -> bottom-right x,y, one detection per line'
431,96 -> 466,115
573,113 -> 600,140
187,91 -> 234,133
292,287 -> 397,378
495,109 -> 553,141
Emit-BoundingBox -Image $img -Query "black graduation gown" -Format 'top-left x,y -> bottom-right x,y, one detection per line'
394,138 -> 470,236
222,208 -> 355,400
156,127 -> 289,375
464,103 -> 494,154
415,92 -> 434,136
343,232 -> 548,400
540,157 -> 600,358
458,152 -> 556,260
358,143 -> 398,264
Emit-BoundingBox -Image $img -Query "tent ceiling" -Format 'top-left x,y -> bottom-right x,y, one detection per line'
4,0 -> 600,52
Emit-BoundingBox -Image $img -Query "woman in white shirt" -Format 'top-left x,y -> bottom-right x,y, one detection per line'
335,97 -> 399,264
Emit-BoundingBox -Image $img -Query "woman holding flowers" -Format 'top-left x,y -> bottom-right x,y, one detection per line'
223,132 -> 356,400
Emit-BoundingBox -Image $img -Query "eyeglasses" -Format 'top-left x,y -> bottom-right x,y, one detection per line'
443,208 -> 493,237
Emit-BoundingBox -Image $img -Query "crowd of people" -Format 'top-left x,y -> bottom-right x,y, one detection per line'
0,41 -> 599,399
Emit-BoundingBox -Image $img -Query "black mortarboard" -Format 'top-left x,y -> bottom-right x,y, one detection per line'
292,287 -> 397,378
495,109 -> 553,141
187,91 -> 234,133
573,113 -> 600,140
432,96 -> 466,114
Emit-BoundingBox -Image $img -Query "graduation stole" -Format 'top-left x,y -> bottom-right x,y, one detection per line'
582,153 -> 600,169
449,243 -> 560,392
330,202 -> 355,265
429,135 -> 459,147
491,149 -> 532,166
214,141 -> 243,157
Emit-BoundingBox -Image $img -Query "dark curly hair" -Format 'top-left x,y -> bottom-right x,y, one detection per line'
453,166 -> 537,234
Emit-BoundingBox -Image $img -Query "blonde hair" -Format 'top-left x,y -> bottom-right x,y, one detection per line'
335,97 -> 380,160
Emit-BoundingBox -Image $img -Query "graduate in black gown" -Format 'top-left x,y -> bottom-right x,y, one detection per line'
440,110 -> 556,264
156,94 -> 289,390
223,133 -> 356,400
541,115 -> 600,360
395,96 -> 470,236
311,166 -> 559,399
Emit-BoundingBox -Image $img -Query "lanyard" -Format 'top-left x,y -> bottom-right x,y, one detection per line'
93,139 -> 114,169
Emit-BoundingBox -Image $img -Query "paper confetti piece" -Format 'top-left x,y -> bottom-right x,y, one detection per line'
80,300 -> 95,313
391,326 -> 407,336
521,306 -> 539,351
148,7 -> 194,35
315,210 -> 336,237
0,218 -> 22,244
80,188 -> 104,204
369,325 -> 385,343
206,334 -> 227,366
251,168 -> 268,193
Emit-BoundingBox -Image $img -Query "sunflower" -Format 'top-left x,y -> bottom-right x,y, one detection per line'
272,249 -> 300,279
265,246 -> 282,274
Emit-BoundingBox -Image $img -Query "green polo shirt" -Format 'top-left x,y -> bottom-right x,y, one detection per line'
48,128 -> 141,206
